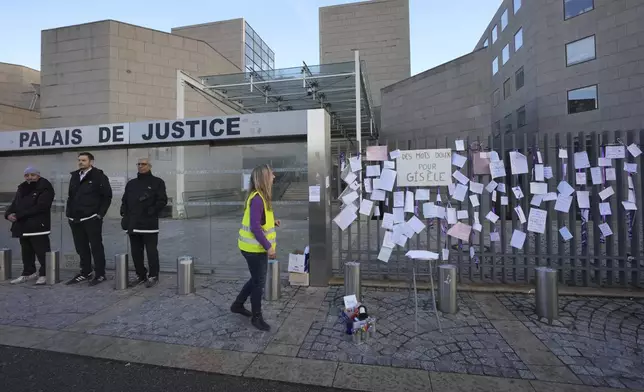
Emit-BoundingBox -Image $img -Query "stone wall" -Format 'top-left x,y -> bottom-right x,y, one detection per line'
0,103 -> 40,131
0,63 -> 40,110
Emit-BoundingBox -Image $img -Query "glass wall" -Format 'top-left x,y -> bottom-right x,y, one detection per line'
244,21 -> 275,73
0,141 -> 308,278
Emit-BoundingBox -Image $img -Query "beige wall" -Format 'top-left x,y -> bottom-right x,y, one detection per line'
40,20 -> 242,129
171,19 -> 244,71
0,103 -> 40,131
319,0 -> 411,107
0,63 -> 40,110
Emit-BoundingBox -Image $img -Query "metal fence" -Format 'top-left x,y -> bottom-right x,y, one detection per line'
333,129 -> 644,288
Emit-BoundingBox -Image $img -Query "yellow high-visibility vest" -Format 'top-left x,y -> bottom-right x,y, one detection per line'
238,191 -> 276,253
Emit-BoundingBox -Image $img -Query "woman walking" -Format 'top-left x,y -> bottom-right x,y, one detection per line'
231,164 -> 280,331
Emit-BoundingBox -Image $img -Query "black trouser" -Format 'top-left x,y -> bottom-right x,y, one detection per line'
235,250 -> 268,315
69,217 -> 106,277
19,235 -> 51,276
129,233 -> 160,278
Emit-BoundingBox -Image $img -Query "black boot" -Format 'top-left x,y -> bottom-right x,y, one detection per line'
251,313 -> 271,331
230,301 -> 252,317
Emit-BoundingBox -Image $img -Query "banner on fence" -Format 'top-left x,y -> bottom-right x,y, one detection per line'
396,148 -> 452,187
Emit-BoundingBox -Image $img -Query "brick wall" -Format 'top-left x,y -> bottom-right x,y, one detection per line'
319,0 -> 411,107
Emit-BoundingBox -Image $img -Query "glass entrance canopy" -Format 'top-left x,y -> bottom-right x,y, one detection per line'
200,61 -> 377,141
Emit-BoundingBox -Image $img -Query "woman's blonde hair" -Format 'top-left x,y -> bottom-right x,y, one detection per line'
246,164 -> 273,210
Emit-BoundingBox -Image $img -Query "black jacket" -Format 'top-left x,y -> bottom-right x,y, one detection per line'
120,171 -> 168,234
66,167 -> 112,221
4,177 -> 55,238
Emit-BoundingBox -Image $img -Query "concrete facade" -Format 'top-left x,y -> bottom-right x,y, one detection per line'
381,49 -> 492,140
0,62 -> 40,111
40,20 -> 241,129
171,19 -> 245,71
319,0 -> 410,108
0,103 -> 40,131
381,0 -> 644,141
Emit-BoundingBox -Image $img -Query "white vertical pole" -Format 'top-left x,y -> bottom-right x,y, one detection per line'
176,70 -> 186,219
355,50 -> 362,203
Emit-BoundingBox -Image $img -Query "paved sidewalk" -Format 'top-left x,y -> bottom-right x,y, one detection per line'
0,270 -> 642,392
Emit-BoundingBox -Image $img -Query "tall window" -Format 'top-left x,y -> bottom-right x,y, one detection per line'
565,0 -> 594,20
517,106 -> 526,127
568,85 -> 598,114
515,67 -> 525,90
566,35 -> 596,66
492,25 -> 498,44
494,120 -> 501,136
504,114 -> 513,133
502,44 -> 510,65
514,28 -> 523,51
504,78 -> 512,99
493,57 -> 499,75
514,0 -> 522,13
483,38 -> 489,48
493,89 -> 500,107
501,9 -> 509,31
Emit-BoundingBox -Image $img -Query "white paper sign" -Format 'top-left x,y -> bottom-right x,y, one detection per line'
559,227 -> 573,241
577,191 -> 590,209
527,208 -> 547,234
605,145 -> 626,159
559,149 -> 568,159
599,186 -> 614,201
486,211 -> 499,224
384,161 -> 395,169
415,189 -> 430,201
515,206 -> 527,224
511,230 -> 527,249
510,151 -> 529,175
396,149 -> 452,186
394,191 -> 404,207
452,153 -> 467,168
407,215 -> 426,234
574,152 -> 591,169
576,172 -> 587,185
598,222 -> 613,237
605,168 -> 616,181
378,246 -> 392,262
109,177 -> 126,195
599,202 -> 611,216
359,199 -> 374,216
366,165 -> 381,177
470,181 -> 484,194
490,161 -> 506,179
486,180 -> 498,193
557,181 -> 575,197
544,166 -> 553,179
535,164 -> 544,181
469,194 -> 480,207
530,182 -> 548,195
404,191 -> 415,213
628,143 -> 642,158
453,184 -> 468,202
455,139 -> 465,151
379,169 -> 397,191
554,194 -> 573,213
590,167 -> 603,185
453,170 -> 469,185
309,185 -> 321,202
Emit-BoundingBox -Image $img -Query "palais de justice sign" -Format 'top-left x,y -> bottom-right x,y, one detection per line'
396,148 -> 452,187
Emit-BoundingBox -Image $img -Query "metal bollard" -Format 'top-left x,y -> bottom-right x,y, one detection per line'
114,254 -> 128,290
344,261 -> 361,302
177,256 -> 195,295
535,267 -> 559,323
0,248 -> 11,281
438,264 -> 458,314
265,259 -> 281,301
45,251 -> 60,285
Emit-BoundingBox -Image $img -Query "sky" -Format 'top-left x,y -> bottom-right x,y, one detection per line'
0,0 -> 501,76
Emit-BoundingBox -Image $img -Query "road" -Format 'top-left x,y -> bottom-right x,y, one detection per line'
0,345 -> 349,392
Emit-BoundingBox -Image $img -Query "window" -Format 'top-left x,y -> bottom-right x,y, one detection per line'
515,67 -> 524,90
566,35 -> 596,66
493,89 -> 500,107
504,78 -> 512,99
492,25 -> 498,44
565,0 -> 594,20
568,85 -> 598,114
514,0 -> 522,13
494,120 -> 501,136
517,106 -> 526,127
483,38 -> 489,48
504,114 -> 513,133
502,44 -> 510,65
501,9 -> 509,31
492,57 -> 499,75
514,28 -> 523,51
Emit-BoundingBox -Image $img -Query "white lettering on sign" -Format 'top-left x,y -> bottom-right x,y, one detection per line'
396,149 -> 452,187
0,124 -> 129,151
109,177 -> 127,196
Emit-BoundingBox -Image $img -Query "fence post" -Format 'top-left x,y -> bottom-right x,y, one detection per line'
45,251 -> 60,285
0,248 -> 12,281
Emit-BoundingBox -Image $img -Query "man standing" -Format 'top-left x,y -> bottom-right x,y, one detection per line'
120,158 -> 167,288
65,152 -> 112,286
4,167 -> 55,285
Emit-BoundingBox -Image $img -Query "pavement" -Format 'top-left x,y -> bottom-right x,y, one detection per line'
0,345 -> 347,392
0,270 -> 643,392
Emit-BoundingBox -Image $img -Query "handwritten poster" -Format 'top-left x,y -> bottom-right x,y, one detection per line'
396,149 -> 452,186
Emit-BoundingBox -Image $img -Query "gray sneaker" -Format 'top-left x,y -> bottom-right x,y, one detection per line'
35,276 -> 47,285
145,276 -> 158,288
11,273 -> 37,284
